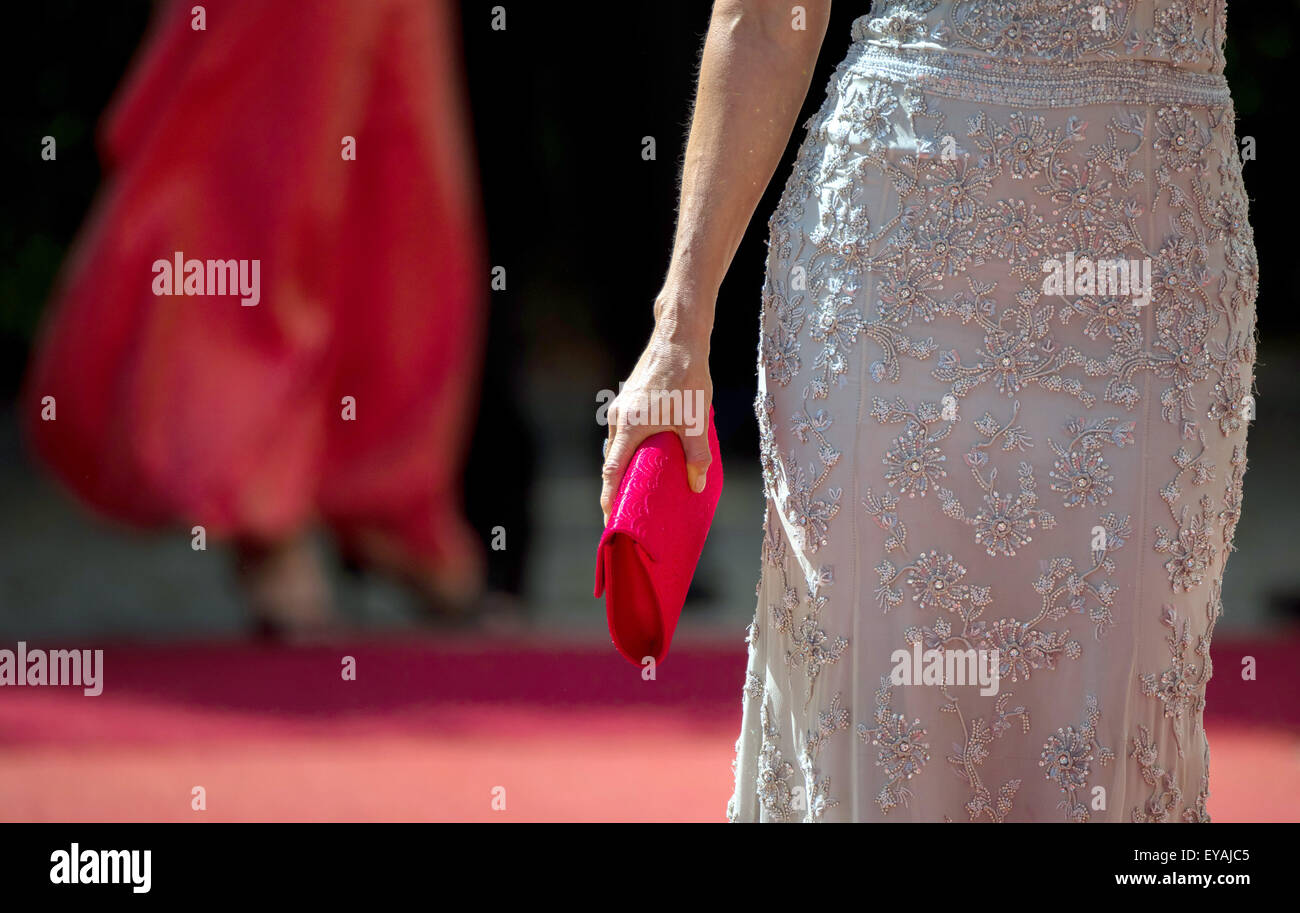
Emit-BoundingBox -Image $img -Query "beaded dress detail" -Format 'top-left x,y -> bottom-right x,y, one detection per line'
729,0 -> 1256,822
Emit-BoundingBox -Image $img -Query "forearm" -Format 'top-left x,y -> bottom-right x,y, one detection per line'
657,0 -> 830,343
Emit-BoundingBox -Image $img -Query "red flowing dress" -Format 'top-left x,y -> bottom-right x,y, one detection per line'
24,0 -> 485,574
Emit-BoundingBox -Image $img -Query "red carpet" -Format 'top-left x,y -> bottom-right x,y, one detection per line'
1,634 -> 1296,821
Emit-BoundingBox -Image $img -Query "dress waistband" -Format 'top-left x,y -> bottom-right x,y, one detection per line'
843,43 -> 1233,109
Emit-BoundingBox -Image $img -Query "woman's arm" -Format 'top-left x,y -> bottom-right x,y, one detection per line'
601,0 -> 831,521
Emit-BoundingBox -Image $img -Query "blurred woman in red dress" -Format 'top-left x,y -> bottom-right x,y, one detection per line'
23,0 -> 486,633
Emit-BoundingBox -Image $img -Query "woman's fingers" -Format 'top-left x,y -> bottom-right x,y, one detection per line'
600,423 -> 642,525
679,425 -> 713,493
600,389 -> 714,524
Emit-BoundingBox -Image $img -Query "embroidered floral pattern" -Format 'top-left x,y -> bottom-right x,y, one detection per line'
731,0 -> 1253,822
1040,695 -> 1115,822
800,692 -> 851,821
1138,603 -> 1211,756
1130,724 -> 1183,822
945,689 -> 1030,821
757,700 -> 798,821
859,676 -> 931,813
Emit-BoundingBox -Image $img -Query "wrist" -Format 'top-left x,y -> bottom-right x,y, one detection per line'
653,304 -> 713,350
653,288 -> 715,345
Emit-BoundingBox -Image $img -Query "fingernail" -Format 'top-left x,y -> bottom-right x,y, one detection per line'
693,472 -> 707,493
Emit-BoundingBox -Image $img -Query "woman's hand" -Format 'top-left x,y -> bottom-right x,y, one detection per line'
600,302 -> 713,526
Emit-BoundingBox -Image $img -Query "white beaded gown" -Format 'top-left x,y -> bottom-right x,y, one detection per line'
729,0 -> 1257,822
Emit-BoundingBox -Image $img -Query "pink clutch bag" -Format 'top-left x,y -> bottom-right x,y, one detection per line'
594,408 -> 723,665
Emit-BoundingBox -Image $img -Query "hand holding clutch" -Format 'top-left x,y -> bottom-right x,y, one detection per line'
593,408 -> 723,665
